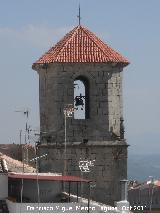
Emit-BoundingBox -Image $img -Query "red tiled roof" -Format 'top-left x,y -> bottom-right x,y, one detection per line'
33,25 -> 129,66
154,180 -> 160,187
8,172 -> 91,183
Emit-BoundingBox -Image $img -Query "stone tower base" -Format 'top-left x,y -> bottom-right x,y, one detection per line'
38,140 -> 128,206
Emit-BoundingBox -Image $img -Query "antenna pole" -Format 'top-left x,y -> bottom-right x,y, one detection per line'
19,130 -> 22,145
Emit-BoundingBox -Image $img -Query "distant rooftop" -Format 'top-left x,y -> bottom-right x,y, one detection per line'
0,152 -> 36,173
129,179 -> 160,190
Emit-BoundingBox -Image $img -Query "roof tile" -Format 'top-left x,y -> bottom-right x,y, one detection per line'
33,25 -> 129,66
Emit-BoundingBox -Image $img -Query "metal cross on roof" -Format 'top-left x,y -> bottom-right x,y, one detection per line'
77,4 -> 81,25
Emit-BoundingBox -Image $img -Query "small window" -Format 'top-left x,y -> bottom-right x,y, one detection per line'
74,77 -> 89,119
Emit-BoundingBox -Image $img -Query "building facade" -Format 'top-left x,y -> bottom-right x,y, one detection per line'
32,25 -> 129,205
128,180 -> 160,212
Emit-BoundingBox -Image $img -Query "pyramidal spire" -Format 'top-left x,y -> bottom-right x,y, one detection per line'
77,4 -> 81,25
33,25 -> 129,66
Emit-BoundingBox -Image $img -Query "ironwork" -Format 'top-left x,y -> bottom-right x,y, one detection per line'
77,4 -> 81,25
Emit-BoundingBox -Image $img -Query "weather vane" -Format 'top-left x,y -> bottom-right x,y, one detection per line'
77,4 -> 81,25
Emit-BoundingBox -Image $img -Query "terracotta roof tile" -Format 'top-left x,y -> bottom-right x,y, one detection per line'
33,25 -> 129,66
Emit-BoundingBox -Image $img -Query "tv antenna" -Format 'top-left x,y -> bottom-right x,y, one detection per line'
15,108 -> 30,118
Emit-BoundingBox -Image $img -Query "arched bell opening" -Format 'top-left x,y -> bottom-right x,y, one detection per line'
74,77 -> 89,119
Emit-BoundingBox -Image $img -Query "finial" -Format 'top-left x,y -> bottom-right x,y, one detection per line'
77,4 -> 81,25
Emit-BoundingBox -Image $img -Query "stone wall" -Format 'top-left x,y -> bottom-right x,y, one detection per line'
33,62 -> 128,205
36,62 -> 123,144
38,141 -> 128,205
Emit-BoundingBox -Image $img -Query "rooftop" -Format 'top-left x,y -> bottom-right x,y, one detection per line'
0,152 -> 36,173
33,25 -> 129,66
129,179 -> 160,190
8,172 -> 92,183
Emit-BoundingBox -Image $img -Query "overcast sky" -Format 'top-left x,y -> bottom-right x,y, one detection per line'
0,0 -> 159,155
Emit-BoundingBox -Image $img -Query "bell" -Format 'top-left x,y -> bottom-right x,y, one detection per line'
75,93 -> 85,107
75,97 -> 83,106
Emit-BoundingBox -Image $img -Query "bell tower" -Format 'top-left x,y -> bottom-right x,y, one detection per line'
32,25 -> 129,205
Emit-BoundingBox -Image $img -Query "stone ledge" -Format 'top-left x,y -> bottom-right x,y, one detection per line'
38,140 -> 129,148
